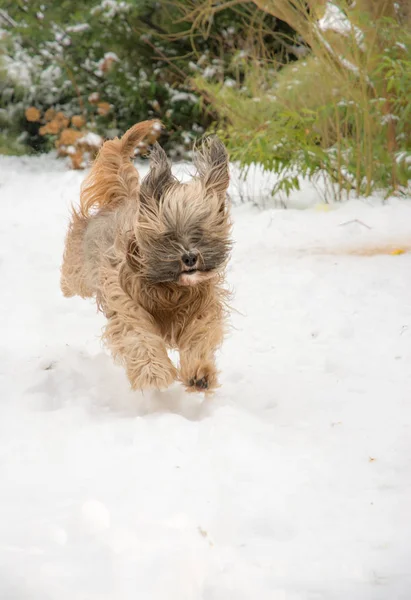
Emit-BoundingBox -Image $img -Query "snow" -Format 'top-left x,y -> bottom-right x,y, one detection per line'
88,92 -> 100,103
169,91 -> 198,104
39,64 -> 62,87
318,2 -> 364,47
78,132 -> 104,148
381,114 -> 400,125
66,23 -> 91,33
103,51 -> 119,62
223,78 -> 236,88
91,0 -> 130,18
396,151 -> 411,165
1,154 -> 411,599
2,51 -> 37,89
203,66 -> 218,79
319,3 -> 352,35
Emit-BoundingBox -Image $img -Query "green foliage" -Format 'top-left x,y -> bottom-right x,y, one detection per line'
198,13 -> 411,199
2,0 -> 408,198
202,80 -> 333,199
0,132 -> 28,156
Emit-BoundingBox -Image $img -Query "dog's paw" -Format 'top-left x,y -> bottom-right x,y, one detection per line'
188,376 -> 209,390
183,362 -> 219,394
128,361 -> 177,391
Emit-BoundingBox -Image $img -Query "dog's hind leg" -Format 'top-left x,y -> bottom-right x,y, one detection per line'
60,211 -> 93,298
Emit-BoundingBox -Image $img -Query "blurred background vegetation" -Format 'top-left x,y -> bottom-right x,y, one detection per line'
0,0 -> 410,198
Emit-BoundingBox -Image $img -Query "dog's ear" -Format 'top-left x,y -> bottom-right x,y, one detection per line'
140,143 -> 175,204
194,137 -> 229,206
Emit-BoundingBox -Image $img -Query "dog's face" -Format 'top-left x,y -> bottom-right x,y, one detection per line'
128,139 -> 231,286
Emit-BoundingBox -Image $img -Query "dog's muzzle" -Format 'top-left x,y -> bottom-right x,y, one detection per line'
178,269 -> 216,286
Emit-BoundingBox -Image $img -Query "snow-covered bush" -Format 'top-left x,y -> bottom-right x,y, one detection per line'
0,0 -> 298,161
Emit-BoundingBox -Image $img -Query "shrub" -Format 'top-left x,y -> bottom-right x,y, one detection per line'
194,1 -> 411,198
0,0 -> 300,161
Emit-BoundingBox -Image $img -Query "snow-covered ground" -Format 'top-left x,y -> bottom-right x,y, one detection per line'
1,154 -> 411,600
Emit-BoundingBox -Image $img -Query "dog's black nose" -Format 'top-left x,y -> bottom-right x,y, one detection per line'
182,252 -> 197,267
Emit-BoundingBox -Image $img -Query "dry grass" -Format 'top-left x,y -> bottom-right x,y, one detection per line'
306,245 -> 411,257
188,0 -> 410,196
334,245 -> 410,256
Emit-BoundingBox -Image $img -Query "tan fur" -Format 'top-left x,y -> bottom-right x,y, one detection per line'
61,120 -> 231,394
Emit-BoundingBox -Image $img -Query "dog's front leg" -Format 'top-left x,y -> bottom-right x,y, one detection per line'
104,307 -> 176,391
177,308 -> 224,394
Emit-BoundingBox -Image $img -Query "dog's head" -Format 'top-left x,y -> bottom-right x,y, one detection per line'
128,138 -> 231,286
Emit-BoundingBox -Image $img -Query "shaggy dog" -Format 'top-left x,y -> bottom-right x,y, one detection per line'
60,120 -> 231,393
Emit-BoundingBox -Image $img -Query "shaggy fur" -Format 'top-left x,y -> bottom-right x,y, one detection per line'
61,120 -> 232,393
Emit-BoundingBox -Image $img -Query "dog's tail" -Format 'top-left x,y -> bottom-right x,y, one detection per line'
78,120 -> 161,218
